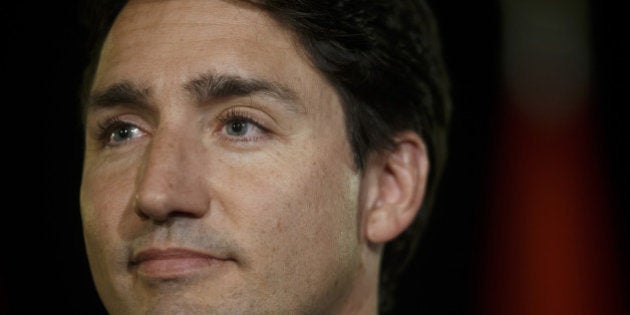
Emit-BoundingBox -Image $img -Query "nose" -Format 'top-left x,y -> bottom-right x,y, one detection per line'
134,127 -> 210,222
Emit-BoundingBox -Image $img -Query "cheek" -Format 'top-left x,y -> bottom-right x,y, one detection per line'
217,140 -> 361,279
81,159 -> 134,227
80,153 -> 142,302
80,154 -> 138,264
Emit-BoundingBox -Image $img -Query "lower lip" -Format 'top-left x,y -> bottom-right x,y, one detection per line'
136,257 -> 225,279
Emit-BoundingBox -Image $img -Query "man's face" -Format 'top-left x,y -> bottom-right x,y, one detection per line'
80,0 -> 366,313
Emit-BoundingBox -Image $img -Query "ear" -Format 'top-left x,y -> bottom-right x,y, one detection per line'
361,131 -> 430,244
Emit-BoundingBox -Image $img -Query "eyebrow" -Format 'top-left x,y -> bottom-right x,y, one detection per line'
184,72 -> 303,113
88,81 -> 151,110
87,73 -> 304,115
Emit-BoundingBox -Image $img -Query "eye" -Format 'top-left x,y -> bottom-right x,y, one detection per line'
110,124 -> 141,143
225,119 -> 252,136
98,118 -> 145,146
218,109 -> 269,142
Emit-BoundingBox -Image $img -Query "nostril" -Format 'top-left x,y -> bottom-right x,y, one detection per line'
133,194 -> 150,220
134,206 -> 151,220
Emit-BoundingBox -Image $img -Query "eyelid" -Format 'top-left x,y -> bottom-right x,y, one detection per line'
214,107 -> 272,143
94,114 -> 149,147
223,103 -> 281,125
217,108 -> 268,130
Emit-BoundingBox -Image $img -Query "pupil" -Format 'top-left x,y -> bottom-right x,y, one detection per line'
230,121 -> 246,135
118,128 -> 130,139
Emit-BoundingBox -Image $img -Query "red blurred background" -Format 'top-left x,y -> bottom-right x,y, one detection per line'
478,1 -> 626,314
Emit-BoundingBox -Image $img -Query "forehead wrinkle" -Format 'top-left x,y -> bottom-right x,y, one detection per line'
118,0 -> 275,37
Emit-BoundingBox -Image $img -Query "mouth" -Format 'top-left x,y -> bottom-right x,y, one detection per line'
131,248 -> 231,280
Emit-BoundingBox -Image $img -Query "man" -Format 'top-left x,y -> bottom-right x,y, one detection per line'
79,0 -> 451,313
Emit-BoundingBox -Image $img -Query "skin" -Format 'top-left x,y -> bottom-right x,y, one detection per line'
80,0 -> 427,314
82,0 -> 368,314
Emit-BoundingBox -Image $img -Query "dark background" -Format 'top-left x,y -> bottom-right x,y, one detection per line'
1,1 -> 626,314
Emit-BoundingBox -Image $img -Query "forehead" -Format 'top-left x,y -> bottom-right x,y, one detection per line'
109,0 -> 283,42
93,0 -> 317,95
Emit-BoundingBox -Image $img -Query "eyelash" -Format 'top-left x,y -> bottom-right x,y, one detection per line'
94,108 -> 269,147
96,116 -> 139,146
216,108 -> 270,142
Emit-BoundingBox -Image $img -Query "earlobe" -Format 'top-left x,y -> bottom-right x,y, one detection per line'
363,132 -> 429,244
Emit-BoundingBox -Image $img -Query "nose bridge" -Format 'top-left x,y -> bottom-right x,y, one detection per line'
135,123 -> 207,220
140,127 -> 183,189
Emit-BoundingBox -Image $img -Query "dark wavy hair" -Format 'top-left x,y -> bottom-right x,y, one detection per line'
80,0 -> 452,312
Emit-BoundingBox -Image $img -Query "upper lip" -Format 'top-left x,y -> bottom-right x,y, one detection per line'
131,248 -> 226,265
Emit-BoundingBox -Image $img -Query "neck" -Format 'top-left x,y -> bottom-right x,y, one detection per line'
333,247 -> 381,315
